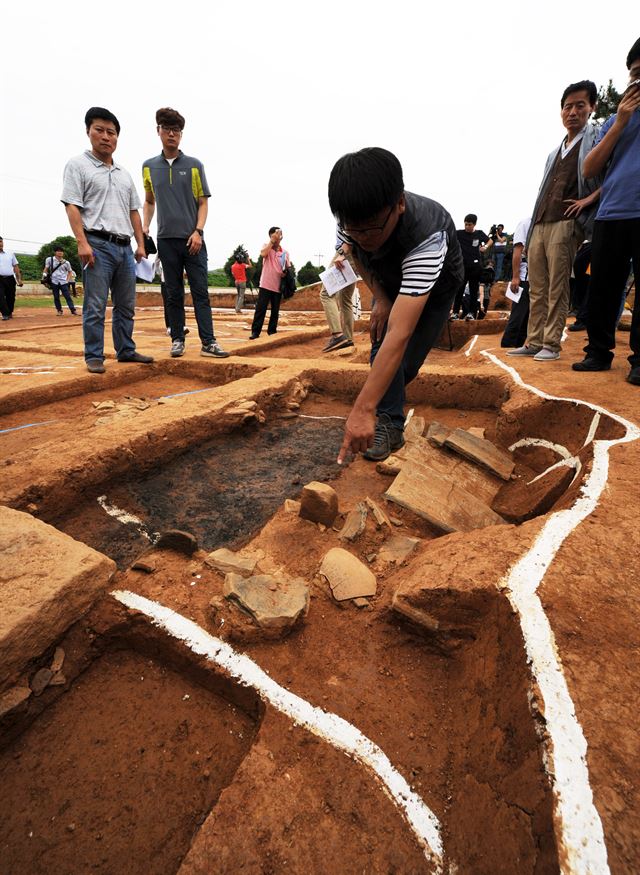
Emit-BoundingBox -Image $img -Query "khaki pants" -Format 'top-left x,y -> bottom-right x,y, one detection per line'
320,251 -> 356,339
526,220 -> 582,352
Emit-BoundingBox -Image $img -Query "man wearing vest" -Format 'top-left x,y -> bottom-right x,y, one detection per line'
142,107 -> 229,359
329,147 -> 463,463
508,80 -> 602,361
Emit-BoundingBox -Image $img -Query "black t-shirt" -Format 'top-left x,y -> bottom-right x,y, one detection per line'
456,229 -> 489,268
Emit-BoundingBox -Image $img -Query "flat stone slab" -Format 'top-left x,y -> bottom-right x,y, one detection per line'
444,428 -> 515,481
0,507 -> 116,686
223,573 -> 309,636
426,421 -> 451,447
205,548 -> 258,577
299,481 -> 339,527
378,535 -> 421,564
385,461 -> 505,534
319,548 -> 377,601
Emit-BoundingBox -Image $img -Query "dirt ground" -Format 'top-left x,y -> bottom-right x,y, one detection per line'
1,302 -> 639,874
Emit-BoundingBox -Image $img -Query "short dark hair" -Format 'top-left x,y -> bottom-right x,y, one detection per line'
54,246 -> 64,252
627,38 -> 640,69
560,80 -> 597,108
268,226 -> 281,235
464,214 -> 477,224
85,107 -> 120,134
328,147 -> 404,225
155,107 -> 185,130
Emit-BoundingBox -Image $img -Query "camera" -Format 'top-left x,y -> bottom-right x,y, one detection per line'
235,246 -> 249,264
490,224 -> 497,236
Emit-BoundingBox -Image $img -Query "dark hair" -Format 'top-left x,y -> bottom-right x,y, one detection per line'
328,147 -> 404,224
464,214 -> 477,224
268,226 -> 281,235
560,80 -> 597,108
627,38 -> 640,69
155,107 -> 185,130
54,245 -> 64,251
85,107 -> 120,134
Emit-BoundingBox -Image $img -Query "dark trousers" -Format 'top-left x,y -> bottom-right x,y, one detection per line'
0,275 -> 17,316
373,285 -> 457,430
52,282 -> 76,313
251,288 -> 281,336
453,265 -> 481,316
157,238 -> 214,344
572,242 -> 592,324
585,219 -> 640,367
501,281 -> 530,348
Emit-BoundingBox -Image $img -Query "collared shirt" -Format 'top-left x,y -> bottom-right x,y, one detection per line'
0,250 -> 18,277
142,151 -> 210,239
45,257 -> 72,284
560,126 -> 586,159
595,112 -> 640,220
61,150 -> 141,237
259,246 -> 289,293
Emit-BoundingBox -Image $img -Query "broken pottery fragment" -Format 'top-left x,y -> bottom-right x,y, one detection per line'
426,421 -> 451,447
378,535 -> 421,564
319,548 -> 377,601
339,503 -> 368,542
155,529 -> 198,555
223,573 -> 309,635
205,548 -> 258,577
0,686 -> 31,719
299,481 -> 339,527
30,668 -> 53,696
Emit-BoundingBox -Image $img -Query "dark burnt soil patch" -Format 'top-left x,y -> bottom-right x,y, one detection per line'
0,648 -> 257,875
53,417 -> 346,568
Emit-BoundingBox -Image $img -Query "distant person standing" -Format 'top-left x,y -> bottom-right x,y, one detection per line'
452,214 -> 492,320
250,227 -> 290,339
501,217 -> 532,347
231,253 -> 252,313
43,246 -> 79,315
491,224 -> 508,279
320,241 -> 356,351
62,106 -> 153,374
142,107 -> 229,359
68,267 -> 78,298
0,236 -> 23,320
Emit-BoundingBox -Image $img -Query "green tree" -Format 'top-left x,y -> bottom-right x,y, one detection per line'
296,261 -> 324,287
15,253 -> 41,282
595,80 -> 622,123
37,235 -> 81,277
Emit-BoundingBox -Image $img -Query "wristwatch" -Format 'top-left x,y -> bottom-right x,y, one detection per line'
195,228 -> 204,237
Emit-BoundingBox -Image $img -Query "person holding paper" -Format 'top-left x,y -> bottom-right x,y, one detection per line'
329,147 -> 463,463
501,217 -> 531,348
320,242 -> 357,352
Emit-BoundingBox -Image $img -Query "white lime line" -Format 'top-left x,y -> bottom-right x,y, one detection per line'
482,349 -> 640,874
527,456 -> 581,486
111,590 -> 444,871
509,437 -> 572,459
584,412 -> 601,447
464,334 -> 479,357
96,495 -> 158,542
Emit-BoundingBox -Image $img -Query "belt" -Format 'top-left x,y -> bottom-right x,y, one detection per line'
86,229 -> 131,245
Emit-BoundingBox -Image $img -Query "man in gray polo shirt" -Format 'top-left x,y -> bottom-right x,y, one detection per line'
62,106 -> 153,373
142,106 -> 228,358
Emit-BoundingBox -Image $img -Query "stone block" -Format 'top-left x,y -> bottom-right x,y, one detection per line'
378,535 -> 421,564
0,507 -> 116,687
223,573 -> 309,636
426,421 -> 451,447
339,503 -> 368,542
299,481 -> 339,527
155,529 -> 198,555
205,548 -> 258,577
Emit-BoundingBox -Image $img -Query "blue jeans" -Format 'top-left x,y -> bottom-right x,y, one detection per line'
82,234 -> 137,362
494,249 -> 506,281
371,285 -> 456,430
52,282 -> 76,313
157,238 -> 214,344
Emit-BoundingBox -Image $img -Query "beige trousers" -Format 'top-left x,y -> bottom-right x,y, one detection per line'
320,251 -> 355,339
526,219 -> 582,352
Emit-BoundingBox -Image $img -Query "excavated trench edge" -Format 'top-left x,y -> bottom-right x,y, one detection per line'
481,350 -> 640,875
111,590 -> 445,871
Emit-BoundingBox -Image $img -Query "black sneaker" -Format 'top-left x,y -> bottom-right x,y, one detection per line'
201,341 -> 230,358
568,321 -> 587,332
323,334 -> 353,352
363,414 -> 405,462
572,357 -> 611,372
627,366 -> 640,386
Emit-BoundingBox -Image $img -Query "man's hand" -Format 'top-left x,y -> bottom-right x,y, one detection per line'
510,278 -> 520,293
337,405 -> 376,465
142,225 -> 150,236
17,280 -> 23,287
134,244 -> 145,263
187,231 -> 203,255
370,297 -> 392,343
616,81 -> 640,126
563,197 -> 591,218
78,240 -> 95,269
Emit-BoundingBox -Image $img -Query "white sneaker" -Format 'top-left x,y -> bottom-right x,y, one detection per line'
533,347 -> 560,361
506,346 -> 542,356
170,340 -> 185,357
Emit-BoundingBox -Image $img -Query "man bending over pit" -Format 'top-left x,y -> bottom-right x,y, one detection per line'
330,147 -> 463,463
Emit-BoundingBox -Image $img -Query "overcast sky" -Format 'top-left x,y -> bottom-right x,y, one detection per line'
1,1 -> 633,269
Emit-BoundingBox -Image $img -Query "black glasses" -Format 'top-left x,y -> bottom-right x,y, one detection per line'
159,125 -> 182,134
339,205 -> 395,238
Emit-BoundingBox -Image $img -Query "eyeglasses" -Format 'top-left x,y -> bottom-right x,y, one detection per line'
339,204 -> 395,238
159,125 -> 182,134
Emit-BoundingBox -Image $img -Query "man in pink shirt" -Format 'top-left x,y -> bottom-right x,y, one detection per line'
250,226 -> 290,339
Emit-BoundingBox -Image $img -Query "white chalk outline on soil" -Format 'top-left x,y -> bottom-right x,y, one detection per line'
111,589 -> 444,872
463,334 -> 479,357
96,495 -> 158,543
482,350 -> 640,875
